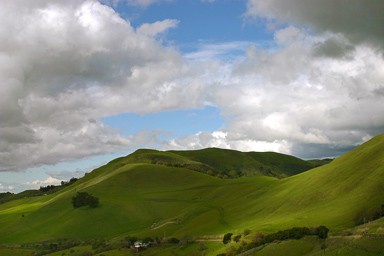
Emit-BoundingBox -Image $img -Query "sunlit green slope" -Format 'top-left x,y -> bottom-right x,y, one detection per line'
128,147 -> 317,178
0,134 -> 383,244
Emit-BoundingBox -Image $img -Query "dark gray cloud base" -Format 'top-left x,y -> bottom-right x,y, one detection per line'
246,0 -> 384,51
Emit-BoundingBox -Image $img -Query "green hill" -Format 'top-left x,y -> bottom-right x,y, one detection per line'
127,147 -> 317,178
0,133 -> 383,251
0,148 -> 321,205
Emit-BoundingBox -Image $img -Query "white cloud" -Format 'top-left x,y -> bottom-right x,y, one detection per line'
137,19 -> 179,37
166,131 -> 230,150
0,0 -> 208,172
165,131 -> 291,154
24,177 -> 62,186
210,25 -> 384,158
170,22 -> 384,158
185,41 -> 253,62
1,0 -> 383,177
0,183 -> 15,193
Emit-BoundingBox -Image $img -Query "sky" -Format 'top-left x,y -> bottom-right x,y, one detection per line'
1,0 -> 383,193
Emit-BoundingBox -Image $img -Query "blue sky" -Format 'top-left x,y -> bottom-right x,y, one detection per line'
103,106 -> 224,137
112,0 -> 273,47
0,0 -> 383,192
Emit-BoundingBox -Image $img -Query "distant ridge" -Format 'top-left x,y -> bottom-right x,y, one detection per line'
126,147 -> 319,178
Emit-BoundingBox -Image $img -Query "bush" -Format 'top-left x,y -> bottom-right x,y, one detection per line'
233,234 -> 241,242
223,233 -> 233,244
316,225 -> 329,239
72,192 -> 99,208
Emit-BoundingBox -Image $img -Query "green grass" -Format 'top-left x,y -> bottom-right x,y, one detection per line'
254,236 -> 319,256
0,133 -> 383,255
245,235 -> 384,256
0,248 -> 35,256
45,245 -> 93,256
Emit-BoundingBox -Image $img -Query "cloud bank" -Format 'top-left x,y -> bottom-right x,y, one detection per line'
165,1 -> 384,158
1,0 -> 383,177
0,0 -> 205,172
246,0 -> 384,51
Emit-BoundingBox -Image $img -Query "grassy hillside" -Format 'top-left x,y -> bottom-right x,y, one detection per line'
0,134 -> 383,250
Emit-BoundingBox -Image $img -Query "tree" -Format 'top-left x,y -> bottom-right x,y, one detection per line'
223,233 -> 233,244
69,177 -> 79,184
316,226 -> 329,239
233,234 -> 241,242
72,192 -> 99,208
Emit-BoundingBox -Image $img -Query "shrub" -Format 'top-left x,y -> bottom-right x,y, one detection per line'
233,234 -> 241,242
316,225 -> 329,239
223,233 -> 233,244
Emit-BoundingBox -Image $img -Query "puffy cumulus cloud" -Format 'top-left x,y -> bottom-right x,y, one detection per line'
24,176 -> 62,187
246,0 -> 384,51
209,26 -> 384,158
2,0 -> 383,176
165,131 -> 291,153
153,20 -> 383,159
166,131 -> 231,150
0,0 -> 206,172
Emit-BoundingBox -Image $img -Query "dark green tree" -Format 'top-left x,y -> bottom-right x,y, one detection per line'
72,192 -> 99,208
233,234 -> 241,242
316,226 -> 329,239
223,233 -> 233,244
